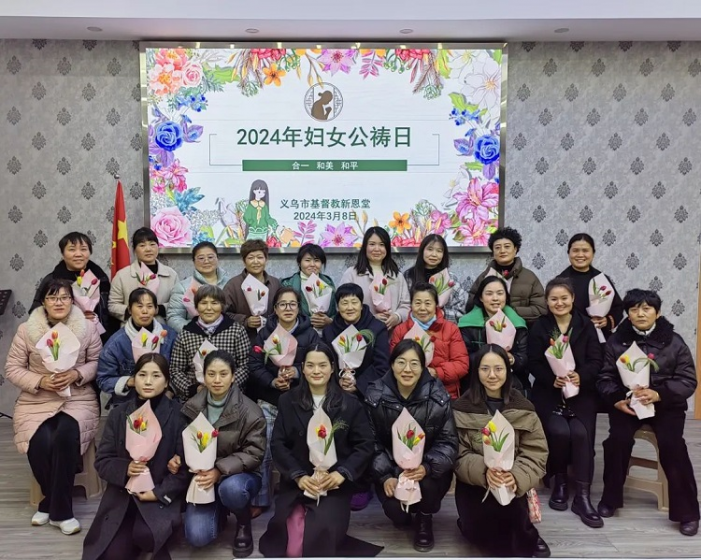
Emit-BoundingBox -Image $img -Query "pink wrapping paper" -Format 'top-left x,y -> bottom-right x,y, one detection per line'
71,269 -> 105,335
182,279 -> 202,319
544,333 -> 579,399
302,273 -> 333,314
263,324 -> 298,367
331,325 -> 370,381
370,272 -> 393,313
428,269 -> 454,308
182,412 -> 218,504
486,267 -> 513,292
392,408 -> 426,511
137,262 -> 160,296
35,322 -> 81,398
485,309 -> 517,351
125,399 -> 162,494
616,342 -> 655,419
403,323 -> 435,366
586,273 -> 615,343
482,410 -> 516,506
131,327 -> 167,362
193,340 -> 218,384
305,407 -> 339,503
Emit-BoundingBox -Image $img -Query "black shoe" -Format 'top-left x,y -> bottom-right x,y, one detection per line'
548,473 -> 569,511
680,521 -> 699,536
597,502 -> 616,518
233,510 -> 253,558
571,482 -> 603,528
413,513 -> 434,552
534,537 -> 551,558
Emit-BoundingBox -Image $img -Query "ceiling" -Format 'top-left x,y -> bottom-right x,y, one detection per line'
2,0 -> 701,41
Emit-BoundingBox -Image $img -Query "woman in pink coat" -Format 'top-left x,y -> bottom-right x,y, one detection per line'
5,278 -> 101,536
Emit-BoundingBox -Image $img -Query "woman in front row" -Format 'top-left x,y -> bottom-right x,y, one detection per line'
453,345 -> 550,558
365,340 -> 457,553
259,344 -> 382,558
82,354 -> 188,560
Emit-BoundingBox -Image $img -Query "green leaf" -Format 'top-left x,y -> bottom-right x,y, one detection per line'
492,49 -> 503,65
208,65 -> 238,85
464,161 -> 484,171
449,92 -> 468,111
437,50 -> 451,79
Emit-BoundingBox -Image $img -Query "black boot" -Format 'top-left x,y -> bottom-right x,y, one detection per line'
233,509 -> 254,558
413,513 -> 434,552
571,482 -> 604,528
548,473 -> 569,511
534,537 -> 551,558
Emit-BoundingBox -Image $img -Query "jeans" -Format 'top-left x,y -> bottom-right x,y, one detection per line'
184,472 -> 262,548
251,400 -> 277,508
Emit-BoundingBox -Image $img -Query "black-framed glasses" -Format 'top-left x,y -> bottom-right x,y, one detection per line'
276,302 -> 299,310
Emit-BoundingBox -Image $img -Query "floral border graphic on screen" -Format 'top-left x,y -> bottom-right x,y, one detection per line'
145,47 -> 503,248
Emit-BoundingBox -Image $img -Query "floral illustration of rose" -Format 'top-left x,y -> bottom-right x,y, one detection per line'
182,61 -> 204,88
151,206 -> 192,247
148,62 -> 184,97
474,135 -> 500,165
154,121 -> 184,152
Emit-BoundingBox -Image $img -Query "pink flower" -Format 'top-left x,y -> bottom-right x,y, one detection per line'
454,178 -> 499,222
155,48 -> 188,71
396,48 -> 431,62
158,160 -> 189,193
151,206 -> 192,247
148,62 -> 184,97
181,61 -> 203,88
391,236 -> 418,247
457,219 -> 491,246
266,236 -> 282,248
320,221 -> 357,247
149,163 -> 167,194
318,49 -> 355,75
250,48 -> 285,61
429,209 -> 450,235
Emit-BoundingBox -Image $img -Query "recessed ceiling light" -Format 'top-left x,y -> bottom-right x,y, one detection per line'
554,27 -> 570,33
86,26 -> 102,32
400,28 -> 414,34
245,28 -> 259,34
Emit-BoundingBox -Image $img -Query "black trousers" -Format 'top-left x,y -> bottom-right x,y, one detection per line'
27,412 -> 80,521
455,481 -> 539,557
98,500 -> 156,560
545,414 -> 593,483
375,471 -> 453,523
602,407 -> 700,523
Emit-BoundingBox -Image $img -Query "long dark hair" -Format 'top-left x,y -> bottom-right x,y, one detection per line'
249,179 -> 270,206
407,234 -> 450,288
473,276 -> 511,311
466,344 -> 513,405
354,226 -> 398,276
297,343 -> 344,413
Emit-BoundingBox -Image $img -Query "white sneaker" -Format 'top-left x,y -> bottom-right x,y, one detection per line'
31,511 -> 49,526
50,518 -> 81,535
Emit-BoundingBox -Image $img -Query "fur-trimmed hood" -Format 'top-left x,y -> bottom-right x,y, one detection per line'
614,316 -> 675,346
25,305 -> 87,346
452,388 -> 535,414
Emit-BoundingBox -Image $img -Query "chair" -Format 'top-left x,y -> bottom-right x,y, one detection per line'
30,439 -> 103,505
624,424 -> 669,511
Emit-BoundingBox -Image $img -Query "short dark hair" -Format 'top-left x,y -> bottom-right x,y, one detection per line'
623,289 -> 662,313
465,344 -> 513,405
203,349 -> 238,377
241,239 -> 268,260
133,352 -> 170,381
192,241 -> 218,260
40,278 -> 74,302
355,226 -> 398,277
473,276 -> 511,310
545,277 -> 575,299
297,244 -> 327,268
567,233 -> 596,253
274,286 -> 301,307
334,282 -> 364,304
488,227 -> 522,252
194,284 -> 226,307
411,282 -> 439,306
132,227 -> 159,249
128,288 -> 158,309
390,339 -> 427,370
58,232 -> 93,254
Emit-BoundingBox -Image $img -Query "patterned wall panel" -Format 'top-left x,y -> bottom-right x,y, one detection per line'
0,40 -> 698,415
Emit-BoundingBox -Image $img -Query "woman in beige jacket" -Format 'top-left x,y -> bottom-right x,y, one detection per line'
5,279 -> 101,535
108,227 -> 179,325
452,344 -> 550,558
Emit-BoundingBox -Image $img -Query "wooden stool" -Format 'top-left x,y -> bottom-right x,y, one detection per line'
30,439 -> 102,505
624,425 -> 669,511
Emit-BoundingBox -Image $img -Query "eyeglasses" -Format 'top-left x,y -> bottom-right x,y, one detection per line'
195,255 -> 217,263
45,295 -> 72,304
276,302 -> 298,310
479,366 -> 506,375
394,359 -> 422,371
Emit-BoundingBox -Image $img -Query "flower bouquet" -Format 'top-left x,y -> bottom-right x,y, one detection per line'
302,273 -> 334,315
131,327 -> 169,361
35,322 -> 81,398
428,269 -> 455,308
402,323 -> 434,365
370,272 -> 393,313
481,410 -> 516,506
486,267 -> 513,292
259,324 -> 298,368
125,399 -> 163,494
182,279 -> 202,319
392,408 -> 426,512
305,407 -> 346,504
241,274 -> 269,331
182,412 -> 219,504
485,309 -> 517,351
616,342 -> 659,419
331,325 -> 374,384
137,262 -> 160,295
586,273 -> 615,343
71,269 -> 105,334
544,330 -> 579,398
193,340 -> 218,384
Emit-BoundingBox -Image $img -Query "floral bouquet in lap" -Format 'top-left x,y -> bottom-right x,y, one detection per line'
482,410 -> 516,506
125,400 -> 162,494
182,412 -> 219,504
616,342 -> 659,419
35,322 -> 80,398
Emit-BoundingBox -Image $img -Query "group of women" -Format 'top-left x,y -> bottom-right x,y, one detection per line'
5,224 -> 699,559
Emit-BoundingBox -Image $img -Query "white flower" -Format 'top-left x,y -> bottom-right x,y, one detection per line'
462,56 -> 501,113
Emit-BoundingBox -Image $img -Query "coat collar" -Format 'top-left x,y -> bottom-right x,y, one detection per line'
452,388 -> 534,414
488,256 -> 523,277
26,305 -> 87,346
192,268 -> 228,287
181,386 -> 243,428
457,305 -> 526,329
615,316 -> 675,346
366,369 -> 448,408
331,304 -> 376,331
183,314 -> 235,336
129,259 -> 172,278
239,269 -> 272,285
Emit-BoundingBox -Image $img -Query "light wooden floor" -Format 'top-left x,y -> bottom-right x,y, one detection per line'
1,416 -> 701,559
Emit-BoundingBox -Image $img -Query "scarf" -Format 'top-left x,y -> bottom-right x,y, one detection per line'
197,315 -> 224,336
125,317 -> 164,340
411,312 -> 437,331
633,323 -> 656,337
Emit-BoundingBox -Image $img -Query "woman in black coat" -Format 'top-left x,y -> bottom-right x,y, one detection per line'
559,233 -> 624,341
322,283 -> 390,398
248,287 -> 319,513
258,343 -> 382,558
82,353 -> 189,560
596,289 -> 700,536
527,277 -> 603,529
365,339 -> 457,553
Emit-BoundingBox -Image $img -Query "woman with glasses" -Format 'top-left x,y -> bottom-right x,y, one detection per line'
170,285 -> 251,402
365,340 -> 457,552
6,279 -> 102,536
248,287 -> 320,517
167,241 -> 231,332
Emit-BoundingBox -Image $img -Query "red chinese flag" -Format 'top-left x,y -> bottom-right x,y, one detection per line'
111,180 -> 130,278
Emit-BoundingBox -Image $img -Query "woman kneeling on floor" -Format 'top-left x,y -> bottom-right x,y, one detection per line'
453,345 -> 551,558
